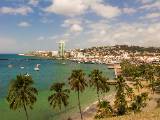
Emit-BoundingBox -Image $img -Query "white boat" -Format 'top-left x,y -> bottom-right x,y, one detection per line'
20,66 -> 24,69
34,64 -> 40,71
62,62 -> 66,65
18,53 -> 25,56
8,64 -> 13,68
25,73 -> 30,77
34,67 -> 40,71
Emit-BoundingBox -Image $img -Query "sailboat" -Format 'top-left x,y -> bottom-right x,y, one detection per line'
34,64 -> 40,71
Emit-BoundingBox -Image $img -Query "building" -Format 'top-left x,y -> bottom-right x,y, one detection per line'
58,40 -> 65,58
51,51 -> 58,57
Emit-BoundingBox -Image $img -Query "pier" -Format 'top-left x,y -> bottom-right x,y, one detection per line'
107,80 -> 117,85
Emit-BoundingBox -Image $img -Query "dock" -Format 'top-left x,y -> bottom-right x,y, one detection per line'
107,80 -> 117,85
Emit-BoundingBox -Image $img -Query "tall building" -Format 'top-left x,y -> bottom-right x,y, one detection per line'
58,40 -> 65,58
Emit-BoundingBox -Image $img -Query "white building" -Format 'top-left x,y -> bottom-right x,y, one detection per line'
51,51 -> 58,57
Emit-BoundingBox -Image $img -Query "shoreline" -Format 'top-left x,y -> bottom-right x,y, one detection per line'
72,92 -> 116,120
72,91 -> 160,120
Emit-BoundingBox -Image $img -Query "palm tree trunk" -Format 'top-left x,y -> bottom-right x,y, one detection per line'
23,103 -> 29,120
137,85 -> 140,92
77,90 -> 83,120
152,85 -> 155,94
97,86 -> 100,105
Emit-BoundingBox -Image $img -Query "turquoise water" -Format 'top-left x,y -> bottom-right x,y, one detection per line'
0,54 -> 115,120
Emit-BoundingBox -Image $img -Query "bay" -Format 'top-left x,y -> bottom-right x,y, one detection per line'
0,54 -> 115,120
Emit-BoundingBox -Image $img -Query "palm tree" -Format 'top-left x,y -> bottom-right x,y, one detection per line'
133,77 -> 143,92
95,100 -> 113,119
68,69 -> 87,120
6,74 -> 38,120
48,82 -> 70,111
144,65 -> 156,93
89,69 -> 110,104
114,76 -> 128,115
132,69 -> 143,92
131,92 -> 148,113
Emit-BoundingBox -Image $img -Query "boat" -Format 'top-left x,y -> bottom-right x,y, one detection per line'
34,64 -> 40,71
8,64 -> 13,68
20,66 -> 24,69
62,62 -> 66,65
18,53 -> 25,56
25,73 -> 30,77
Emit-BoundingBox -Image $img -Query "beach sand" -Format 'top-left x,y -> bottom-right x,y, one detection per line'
72,83 -> 160,120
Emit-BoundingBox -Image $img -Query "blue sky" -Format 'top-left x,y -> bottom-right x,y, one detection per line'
0,0 -> 160,53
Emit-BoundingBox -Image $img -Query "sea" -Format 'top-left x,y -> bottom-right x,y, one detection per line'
0,54 -> 115,120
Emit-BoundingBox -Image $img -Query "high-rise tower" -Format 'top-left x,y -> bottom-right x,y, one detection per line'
58,40 -> 65,58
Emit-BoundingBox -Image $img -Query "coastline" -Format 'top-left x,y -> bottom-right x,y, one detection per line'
71,91 -> 116,120
0,54 -> 115,120
72,90 -> 160,120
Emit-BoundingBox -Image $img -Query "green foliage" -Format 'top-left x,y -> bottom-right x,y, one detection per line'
6,74 -> 38,120
120,60 -> 136,77
121,61 -> 160,94
89,69 -> 110,104
131,92 -> 148,113
68,69 -> 87,92
48,82 -> 70,110
95,100 -> 113,119
133,77 -> 143,92
114,76 -> 129,115
68,69 -> 87,120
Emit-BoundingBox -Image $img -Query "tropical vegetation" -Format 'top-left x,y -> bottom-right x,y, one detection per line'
48,82 -> 70,110
68,69 -> 87,120
6,74 -> 38,120
5,61 -> 160,120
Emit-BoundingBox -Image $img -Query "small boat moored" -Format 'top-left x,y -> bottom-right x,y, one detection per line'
34,64 -> 40,71
8,64 -> 13,68
20,66 -> 24,69
25,73 -> 30,77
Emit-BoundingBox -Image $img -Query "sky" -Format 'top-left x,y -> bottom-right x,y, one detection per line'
0,0 -> 160,53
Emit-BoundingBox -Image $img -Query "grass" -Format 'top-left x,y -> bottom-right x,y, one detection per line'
100,108 -> 160,120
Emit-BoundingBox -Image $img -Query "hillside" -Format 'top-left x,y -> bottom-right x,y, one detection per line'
102,108 -> 160,120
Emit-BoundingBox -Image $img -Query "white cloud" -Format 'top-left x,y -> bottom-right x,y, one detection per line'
44,0 -> 121,19
61,18 -> 83,33
61,18 -> 82,27
139,1 -> 160,10
144,12 -> 160,19
85,20 -> 160,47
123,8 -> 137,14
91,3 -> 121,18
28,0 -> 39,6
70,24 -> 83,32
138,0 -> 154,4
0,6 -> 33,15
44,0 -> 87,16
18,22 -> 31,27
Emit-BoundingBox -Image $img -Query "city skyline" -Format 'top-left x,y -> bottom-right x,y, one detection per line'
0,0 -> 160,53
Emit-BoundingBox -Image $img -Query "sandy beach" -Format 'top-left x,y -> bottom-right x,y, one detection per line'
72,85 -> 160,120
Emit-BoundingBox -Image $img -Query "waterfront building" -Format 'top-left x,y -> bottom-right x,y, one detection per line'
51,51 -> 58,57
58,40 -> 65,58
